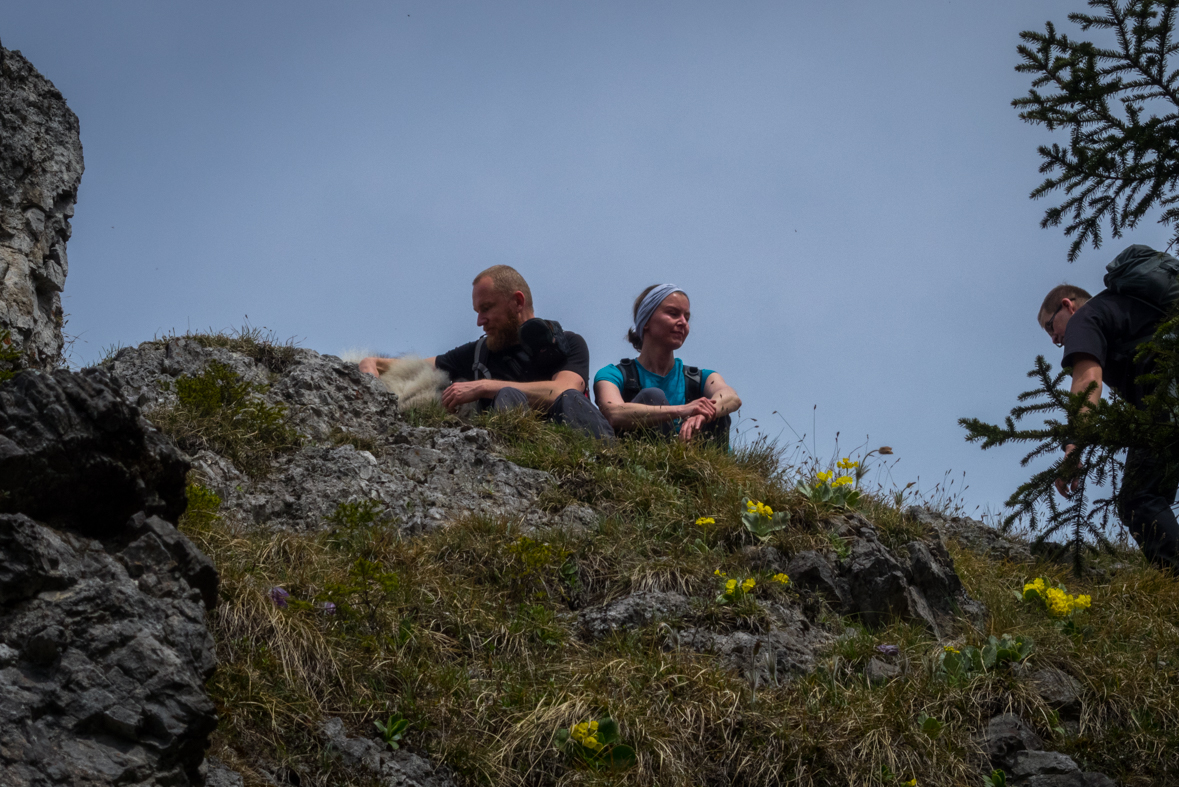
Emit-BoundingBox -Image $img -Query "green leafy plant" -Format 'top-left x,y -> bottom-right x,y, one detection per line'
0,329 -> 22,383
374,712 -> 409,749
741,498 -> 789,541
714,570 -> 756,605
917,713 -> 944,740
796,458 -> 862,509
983,768 -> 1008,787
980,634 -> 1035,669
318,558 -> 402,637
937,635 -> 1034,686
555,717 -> 636,770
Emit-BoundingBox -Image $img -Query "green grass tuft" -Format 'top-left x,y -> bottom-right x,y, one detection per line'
151,361 -> 301,477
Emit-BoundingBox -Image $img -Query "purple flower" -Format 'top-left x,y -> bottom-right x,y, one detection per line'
876,644 -> 900,657
319,602 -> 337,616
269,587 -> 290,608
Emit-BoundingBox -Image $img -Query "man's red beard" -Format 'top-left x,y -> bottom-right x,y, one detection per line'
485,311 -> 523,352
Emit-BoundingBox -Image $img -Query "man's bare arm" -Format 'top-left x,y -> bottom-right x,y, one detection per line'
358,356 -> 437,377
1057,354 -> 1103,498
441,370 -> 584,412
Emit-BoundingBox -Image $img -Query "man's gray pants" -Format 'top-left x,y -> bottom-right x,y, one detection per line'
490,387 -> 614,440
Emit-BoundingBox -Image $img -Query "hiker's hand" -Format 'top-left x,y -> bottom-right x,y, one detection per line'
441,380 -> 486,412
680,398 -> 716,422
680,414 -> 707,442
1055,444 -> 1083,498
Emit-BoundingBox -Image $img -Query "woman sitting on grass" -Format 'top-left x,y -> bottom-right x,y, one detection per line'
593,284 -> 741,446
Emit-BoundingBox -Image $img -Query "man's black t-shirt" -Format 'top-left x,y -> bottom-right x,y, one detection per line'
1061,291 -> 1163,406
434,331 -> 591,390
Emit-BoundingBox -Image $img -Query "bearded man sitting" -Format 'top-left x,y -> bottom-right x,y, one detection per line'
358,265 -> 613,439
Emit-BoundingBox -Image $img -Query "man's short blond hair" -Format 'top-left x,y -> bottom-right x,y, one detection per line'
1039,284 -> 1092,320
473,265 -> 533,309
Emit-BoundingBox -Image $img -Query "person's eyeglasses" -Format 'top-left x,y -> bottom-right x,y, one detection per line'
1043,303 -> 1064,343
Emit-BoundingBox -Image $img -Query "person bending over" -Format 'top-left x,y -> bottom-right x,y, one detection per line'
1040,280 -> 1179,572
593,284 -> 740,446
358,265 -> 613,439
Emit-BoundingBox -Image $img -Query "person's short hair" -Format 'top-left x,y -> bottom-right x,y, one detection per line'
1039,284 -> 1092,320
473,265 -> 532,309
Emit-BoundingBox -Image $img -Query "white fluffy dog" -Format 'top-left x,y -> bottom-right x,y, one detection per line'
339,349 -> 449,410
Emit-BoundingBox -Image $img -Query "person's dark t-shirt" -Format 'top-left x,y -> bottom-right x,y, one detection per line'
1061,291 -> 1163,406
434,331 -> 591,390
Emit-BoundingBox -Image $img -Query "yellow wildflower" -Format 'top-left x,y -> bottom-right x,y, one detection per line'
837,458 -> 860,470
583,735 -> 601,750
772,573 -> 790,585
905,780 -> 917,787
943,645 -> 960,654
816,470 -> 834,483
725,579 -> 738,594
1074,594 -> 1091,610
832,475 -> 854,488
695,517 -> 715,526
714,569 -> 726,577
742,578 -> 756,592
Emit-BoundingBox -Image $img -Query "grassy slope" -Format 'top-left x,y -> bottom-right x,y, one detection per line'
165,385 -> 1179,787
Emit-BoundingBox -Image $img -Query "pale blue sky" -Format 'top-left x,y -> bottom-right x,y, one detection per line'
3,1 -> 1141,517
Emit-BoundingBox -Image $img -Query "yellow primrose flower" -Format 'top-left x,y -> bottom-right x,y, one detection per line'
837,458 -> 860,470
742,578 -> 756,592
772,573 -> 790,584
714,569 -> 726,577
905,780 -> 917,787
726,579 -> 738,593
816,470 -> 834,483
583,735 -> 601,750
695,517 -> 715,526
832,475 -> 854,488
1074,594 -> 1091,610
943,646 -> 960,654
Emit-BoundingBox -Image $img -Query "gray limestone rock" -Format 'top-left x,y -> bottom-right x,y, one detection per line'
1026,666 -> 1085,718
908,506 -> 1033,563
864,656 -> 902,684
678,600 -> 833,684
0,513 -> 217,786
0,46 -> 84,370
836,527 -> 986,636
979,713 -> 1046,774
320,717 -> 456,787
978,714 -> 1115,787
578,590 -> 690,639
0,367 -> 190,533
786,550 -> 847,607
106,340 -> 569,534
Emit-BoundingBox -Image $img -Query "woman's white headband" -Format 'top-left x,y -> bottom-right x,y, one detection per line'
633,284 -> 686,343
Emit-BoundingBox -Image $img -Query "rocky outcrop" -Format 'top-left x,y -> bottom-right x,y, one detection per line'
0,45 -> 84,370
106,339 -> 588,533
0,368 -> 189,531
786,515 -> 986,638
319,718 -> 456,787
978,714 -> 1114,787
0,369 -> 217,787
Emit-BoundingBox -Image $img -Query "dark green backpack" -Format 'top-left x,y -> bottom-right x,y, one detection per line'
1103,244 -> 1179,313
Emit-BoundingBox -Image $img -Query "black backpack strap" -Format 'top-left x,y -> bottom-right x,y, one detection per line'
684,365 -> 703,402
618,358 -> 642,402
472,336 -> 492,380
